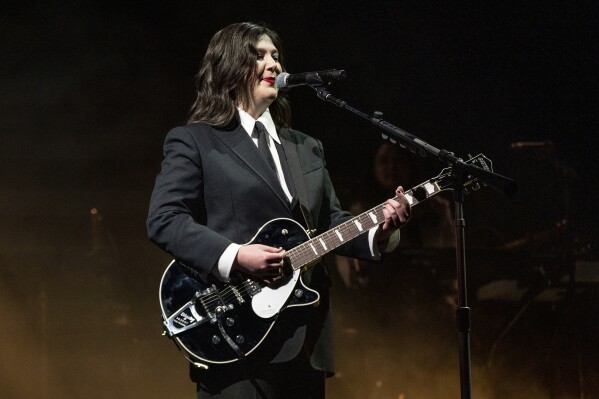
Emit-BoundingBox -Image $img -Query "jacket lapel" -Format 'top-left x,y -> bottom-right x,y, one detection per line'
211,124 -> 290,209
279,128 -> 311,219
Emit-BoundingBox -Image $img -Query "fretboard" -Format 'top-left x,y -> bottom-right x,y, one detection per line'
286,178 -> 443,271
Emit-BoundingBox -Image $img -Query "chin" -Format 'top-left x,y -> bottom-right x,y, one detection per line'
258,94 -> 278,106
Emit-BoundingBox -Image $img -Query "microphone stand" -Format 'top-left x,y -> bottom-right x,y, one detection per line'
309,85 -> 516,399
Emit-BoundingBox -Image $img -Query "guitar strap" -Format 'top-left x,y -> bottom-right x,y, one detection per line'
280,129 -> 327,288
279,130 -> 315,235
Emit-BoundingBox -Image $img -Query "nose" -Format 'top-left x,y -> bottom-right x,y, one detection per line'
266,62 -> 277,73
265,56 -> 279,73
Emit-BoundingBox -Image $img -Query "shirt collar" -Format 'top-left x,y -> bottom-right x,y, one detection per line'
237,108 -> 281,144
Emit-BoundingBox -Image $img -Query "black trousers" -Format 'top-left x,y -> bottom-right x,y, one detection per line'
196,354 -> 325,399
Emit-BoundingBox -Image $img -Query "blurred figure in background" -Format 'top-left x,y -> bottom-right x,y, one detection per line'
335,141 -> 455,290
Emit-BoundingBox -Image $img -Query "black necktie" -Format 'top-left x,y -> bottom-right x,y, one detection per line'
254,121 -> 277,172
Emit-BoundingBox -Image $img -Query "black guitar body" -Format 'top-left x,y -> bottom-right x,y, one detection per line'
159,218 -> 319,366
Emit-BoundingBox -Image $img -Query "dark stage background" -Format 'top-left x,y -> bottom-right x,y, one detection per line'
1,2 -> 598,398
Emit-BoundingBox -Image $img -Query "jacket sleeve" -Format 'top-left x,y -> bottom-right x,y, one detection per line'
146,126 -> 232,281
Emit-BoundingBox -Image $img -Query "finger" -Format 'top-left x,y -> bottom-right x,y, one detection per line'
381,204 -> 399,229
264,251 -> 286,263
258,245 -> 285,253
395,187 -> 412,207
381,204 -> 409,229
399,204 -> 411,222
391,195 -> 411,219
385,200 -> 403,219
392,199 -> 409,217
266,259 -> 285,269
261,266 -> 283,276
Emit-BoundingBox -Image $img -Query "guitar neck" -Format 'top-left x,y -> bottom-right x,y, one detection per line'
286,178 -> 443,271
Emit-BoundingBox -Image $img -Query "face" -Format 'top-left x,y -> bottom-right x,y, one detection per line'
247,35 -> 281,117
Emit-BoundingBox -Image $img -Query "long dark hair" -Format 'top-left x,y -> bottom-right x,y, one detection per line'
188,22 -> 291,128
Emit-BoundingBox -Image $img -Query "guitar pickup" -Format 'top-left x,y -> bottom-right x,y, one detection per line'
242,279 -> 262,297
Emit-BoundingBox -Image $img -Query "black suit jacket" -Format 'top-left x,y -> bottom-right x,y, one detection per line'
147,120 -> 377,380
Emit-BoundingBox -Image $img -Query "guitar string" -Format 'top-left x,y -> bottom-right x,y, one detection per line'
288,192 -> 411,268
201,284 -> 254,306
288,202 -> 388,269
198,281 -> 266,310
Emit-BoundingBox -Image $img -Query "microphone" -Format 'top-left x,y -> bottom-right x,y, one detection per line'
275,69 -> 346,89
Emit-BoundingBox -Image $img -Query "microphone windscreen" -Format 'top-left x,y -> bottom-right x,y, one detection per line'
275,73 -> 290,89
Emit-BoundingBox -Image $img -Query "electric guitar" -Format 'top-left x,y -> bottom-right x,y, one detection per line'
159,154 -> 492,368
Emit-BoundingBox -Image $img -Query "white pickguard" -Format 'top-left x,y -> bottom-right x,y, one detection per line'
251,268 -> 301,318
